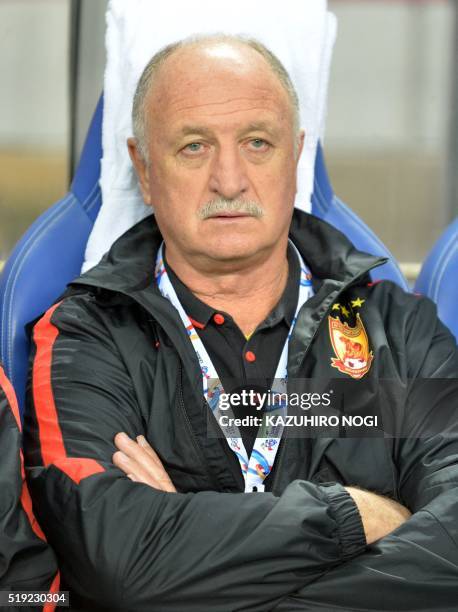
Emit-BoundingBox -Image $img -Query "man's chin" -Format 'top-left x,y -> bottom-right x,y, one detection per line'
198,240 -> 271,266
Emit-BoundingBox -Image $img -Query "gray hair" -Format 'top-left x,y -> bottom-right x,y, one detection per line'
132,33 -> 301,161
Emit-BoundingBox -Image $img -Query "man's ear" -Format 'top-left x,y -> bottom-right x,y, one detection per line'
127,137 -> 152,205
295,129 -> 305,162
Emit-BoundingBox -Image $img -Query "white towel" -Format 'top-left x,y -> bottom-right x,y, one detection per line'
318,12 -> 337,142
82,0 -> 337,272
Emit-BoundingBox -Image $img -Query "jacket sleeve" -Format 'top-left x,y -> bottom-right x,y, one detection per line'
0,365 -> 59,605
24,296 -> 366,612
274,293 -> 458,612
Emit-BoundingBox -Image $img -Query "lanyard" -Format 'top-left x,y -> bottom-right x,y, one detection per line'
155,242 -> 314,492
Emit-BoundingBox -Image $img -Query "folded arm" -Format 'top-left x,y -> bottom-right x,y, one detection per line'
114,432 -> 410,543
25,296 -> 367,612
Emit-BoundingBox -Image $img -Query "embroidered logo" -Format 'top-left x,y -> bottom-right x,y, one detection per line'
329,313 -> 373,379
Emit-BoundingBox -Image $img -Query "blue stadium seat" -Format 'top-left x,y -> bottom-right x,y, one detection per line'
414,217 -> 458,341
311,145 -> 407,289
0,97 -> 103,412
0,94 -> 407,415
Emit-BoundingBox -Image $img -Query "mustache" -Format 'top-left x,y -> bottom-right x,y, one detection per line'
197,198 -> 264,220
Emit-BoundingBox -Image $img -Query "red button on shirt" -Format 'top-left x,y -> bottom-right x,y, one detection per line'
213,313 -> 225,325
245,351 -> 256,363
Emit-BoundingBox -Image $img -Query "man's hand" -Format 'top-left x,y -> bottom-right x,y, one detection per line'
113,432 -> 176,492
345,486 -> 411,545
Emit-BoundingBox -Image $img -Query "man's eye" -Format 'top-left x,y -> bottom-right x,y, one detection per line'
183,142 -> 203,154
248,139 -> 269,151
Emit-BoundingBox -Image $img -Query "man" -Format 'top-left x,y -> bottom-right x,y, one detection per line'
0,364 -> 59,610
24,35 -> 458,611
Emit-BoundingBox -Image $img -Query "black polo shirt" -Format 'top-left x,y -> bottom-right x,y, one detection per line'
164,244 -> 300,456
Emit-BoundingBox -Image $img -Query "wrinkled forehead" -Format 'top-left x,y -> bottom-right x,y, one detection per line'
147,42 -> 293,126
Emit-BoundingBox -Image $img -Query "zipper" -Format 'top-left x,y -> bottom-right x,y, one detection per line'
177,362 -> 221,491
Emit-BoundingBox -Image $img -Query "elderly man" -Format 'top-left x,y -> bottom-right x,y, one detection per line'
25,35 -> 458,611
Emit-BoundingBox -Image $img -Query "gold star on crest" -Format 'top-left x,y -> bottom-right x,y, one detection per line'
332,304 -> 341,311
341,306 -> 350,318
351,298 -> 365,308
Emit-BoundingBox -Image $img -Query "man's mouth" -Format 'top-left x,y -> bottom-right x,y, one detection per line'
208,211 -> 253,218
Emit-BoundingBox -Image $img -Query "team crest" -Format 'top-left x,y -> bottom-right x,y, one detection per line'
328,313 -> 373,379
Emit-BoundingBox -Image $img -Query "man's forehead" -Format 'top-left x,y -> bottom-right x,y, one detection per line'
149,77 -> 291,134
149,43 -> 289,110
144,41 -> 296,139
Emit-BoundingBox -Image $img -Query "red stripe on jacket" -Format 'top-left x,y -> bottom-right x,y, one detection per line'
43,572 -> 61,612
32,302 -> 104,484
0,365 -> 61,609
0,365 -> 45,537
0,365 -> 21,429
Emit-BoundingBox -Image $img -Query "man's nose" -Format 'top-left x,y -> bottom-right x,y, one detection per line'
208,147 -> 250,199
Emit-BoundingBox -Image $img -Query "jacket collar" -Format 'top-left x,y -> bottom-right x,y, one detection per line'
71,208 -> 386,295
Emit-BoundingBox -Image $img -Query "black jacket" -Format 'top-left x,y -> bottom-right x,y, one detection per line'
0,365 -> 59,609
24,210 -> 458,611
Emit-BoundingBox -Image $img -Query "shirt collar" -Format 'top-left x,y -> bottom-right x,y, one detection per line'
163,242 -> 301,330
